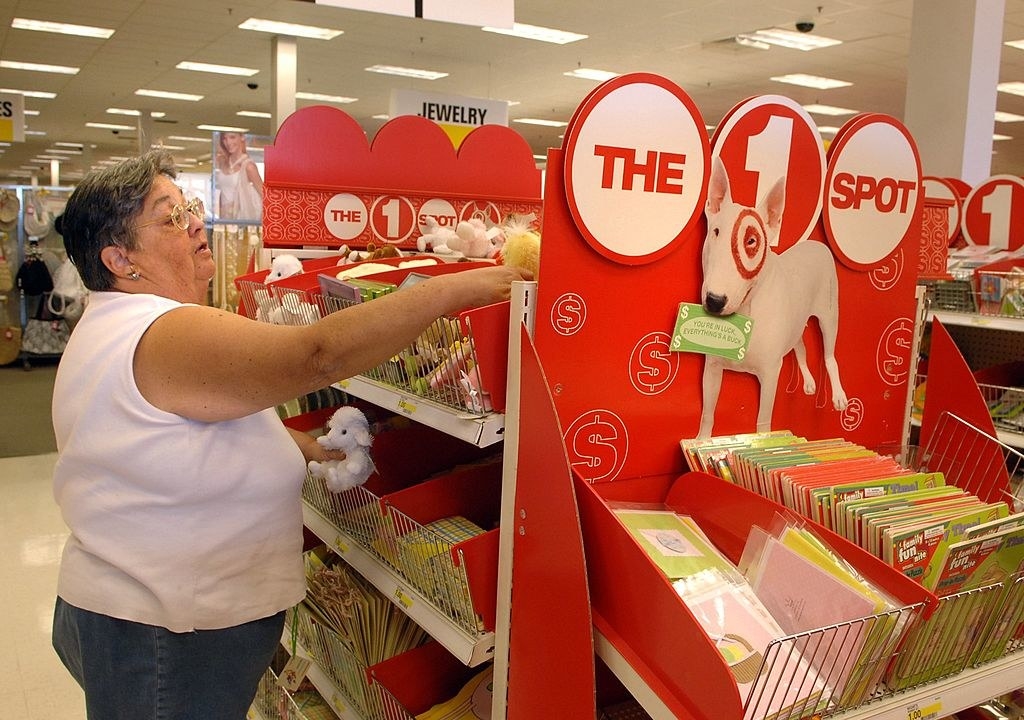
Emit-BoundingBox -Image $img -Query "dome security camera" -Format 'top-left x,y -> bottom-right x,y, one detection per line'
795,20 -> 815,33
247,81 -> 259,90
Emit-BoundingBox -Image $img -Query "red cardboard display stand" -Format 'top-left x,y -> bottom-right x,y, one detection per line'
261,105 -> 542,250
531,73 -> 930,717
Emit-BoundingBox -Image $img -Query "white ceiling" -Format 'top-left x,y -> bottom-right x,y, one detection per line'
2,0 -> 1024,186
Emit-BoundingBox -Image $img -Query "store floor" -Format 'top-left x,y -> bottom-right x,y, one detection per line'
0,452 -> 86,719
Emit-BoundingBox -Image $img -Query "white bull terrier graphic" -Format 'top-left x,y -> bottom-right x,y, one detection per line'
697,156 -> 847,437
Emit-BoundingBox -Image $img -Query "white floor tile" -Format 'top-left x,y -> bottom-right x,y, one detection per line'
0,453 -> 86,719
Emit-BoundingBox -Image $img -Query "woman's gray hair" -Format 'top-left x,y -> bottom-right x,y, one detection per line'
61,150 -> 178,291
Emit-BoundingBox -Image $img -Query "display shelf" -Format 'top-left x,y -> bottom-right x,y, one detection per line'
280,628 -> 370,720
597,621 -> 1024,720
302,501 -> 495,667
927,309 -> 1024,333
333,376 -> 505,448
832,653 -> 1024,720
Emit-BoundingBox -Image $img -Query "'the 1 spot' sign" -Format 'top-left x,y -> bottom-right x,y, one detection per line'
961,175 -> 1024,250
823,114 -> 922,270
563,73 -> 709,265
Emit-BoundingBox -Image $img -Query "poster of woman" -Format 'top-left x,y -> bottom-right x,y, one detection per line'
213,131 -> 267,222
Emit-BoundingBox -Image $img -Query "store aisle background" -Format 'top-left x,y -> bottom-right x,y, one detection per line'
0,360 -> 58,457
1,360 -> 85,717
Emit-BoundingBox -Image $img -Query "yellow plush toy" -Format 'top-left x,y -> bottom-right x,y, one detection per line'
498,214 -> 541,278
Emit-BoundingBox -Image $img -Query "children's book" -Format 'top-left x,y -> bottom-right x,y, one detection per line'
613,509 -> 738,581
927,523 -> 1024,596
885,503 -> 1009,582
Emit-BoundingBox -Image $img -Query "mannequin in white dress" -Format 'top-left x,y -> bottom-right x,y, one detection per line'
215,132 -> 264,221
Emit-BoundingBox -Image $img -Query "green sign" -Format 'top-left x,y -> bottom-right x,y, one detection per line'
670,302 -> 753,362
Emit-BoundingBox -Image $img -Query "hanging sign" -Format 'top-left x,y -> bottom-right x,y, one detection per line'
0,93 -> 24,143
823,114 -> 922,270
562,72 -> 709,265
391,89 -> 509,149
961,175 -> 1024,250
313,0 -> 512,27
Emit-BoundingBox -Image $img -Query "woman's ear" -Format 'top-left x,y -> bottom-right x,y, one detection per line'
100,245 -> 132,277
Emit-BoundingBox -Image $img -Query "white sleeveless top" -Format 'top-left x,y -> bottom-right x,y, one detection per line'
52,292 -> 306,632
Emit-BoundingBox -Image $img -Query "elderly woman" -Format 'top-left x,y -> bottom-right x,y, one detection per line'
50,150 -> 529,719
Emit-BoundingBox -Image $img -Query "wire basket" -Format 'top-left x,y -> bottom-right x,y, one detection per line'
923,270 -> 1024,319
741,603 -> 922,720
303,474 -> 487,637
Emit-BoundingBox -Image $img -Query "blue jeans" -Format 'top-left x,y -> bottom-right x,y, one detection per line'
52,597 -> 285,720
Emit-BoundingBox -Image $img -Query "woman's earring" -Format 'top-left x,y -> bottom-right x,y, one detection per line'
128,266 -> 140,281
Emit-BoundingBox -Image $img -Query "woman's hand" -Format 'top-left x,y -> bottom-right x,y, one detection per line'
286,426 -> 347,464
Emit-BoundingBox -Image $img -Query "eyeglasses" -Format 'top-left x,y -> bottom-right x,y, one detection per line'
135,197 -> 204,231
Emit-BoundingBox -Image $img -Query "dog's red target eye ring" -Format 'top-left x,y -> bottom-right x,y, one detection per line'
731,208 -> 766,280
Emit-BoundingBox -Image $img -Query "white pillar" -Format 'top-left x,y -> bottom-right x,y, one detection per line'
903,0 -> 1005,184
271,36 -> 297,134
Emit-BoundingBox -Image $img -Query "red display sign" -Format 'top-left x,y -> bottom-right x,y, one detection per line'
563,73 -> 709,265
961,175 -> 1024,250
711,95 -> 826,252
823,114 -> 922,271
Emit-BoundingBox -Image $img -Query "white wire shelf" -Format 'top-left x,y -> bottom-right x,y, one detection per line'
927,309 -> 1024,333
333,376 -> 505,447
302,501 -> 495,667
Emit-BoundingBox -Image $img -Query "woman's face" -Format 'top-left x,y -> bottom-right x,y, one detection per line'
220,133 -> 243,153
129,174 -> 214,303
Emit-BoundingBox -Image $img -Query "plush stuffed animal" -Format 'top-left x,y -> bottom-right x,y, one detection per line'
449,218 -> 499,259
265,254 -> 303,283
417,216 -> 458,254
499,215 -> 541,278
307,406 -> 375,493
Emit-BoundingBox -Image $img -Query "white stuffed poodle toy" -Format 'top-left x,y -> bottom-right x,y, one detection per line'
307,406 -> 375,493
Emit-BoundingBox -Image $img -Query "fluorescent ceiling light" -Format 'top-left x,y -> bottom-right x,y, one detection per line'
533,154 -> 547,160
365,64 -> 447,80
994,133 -> 1013,141
295,91 -> 358,104
995,110 -> 1024,122
135,89 -> 203,102
513,118 -> 569,127
817,126 -> 842,135
239,18 -> 342,40
24,129 -> 46,136
177,61 -> 259,77
0,88 -> 56,98
734,35 -> 770,50
372,114 -> 390,120
481,22 -> 587,44
237,110 -> 272,118
54,142 -> 81,148
197,124 -> 249,133
0,60 -> 78,75
47,148 -> 81,154
11,18 -> 114,39
153,144 -> 185,151
24,109 -> 39,116
1006,39 -> 1024,51
741,27 -> 841,51
564,68 -> 618,81
998,82 -> 1024,97
86,122 -> 134,130
771,73 -> 851,90
803,103 -> 857,116
168,135 -> 211,143
107,108 -> 166,118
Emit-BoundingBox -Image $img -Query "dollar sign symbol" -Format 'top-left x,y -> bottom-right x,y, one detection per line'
637,338 -> 672,392
573,414 -> 619,474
